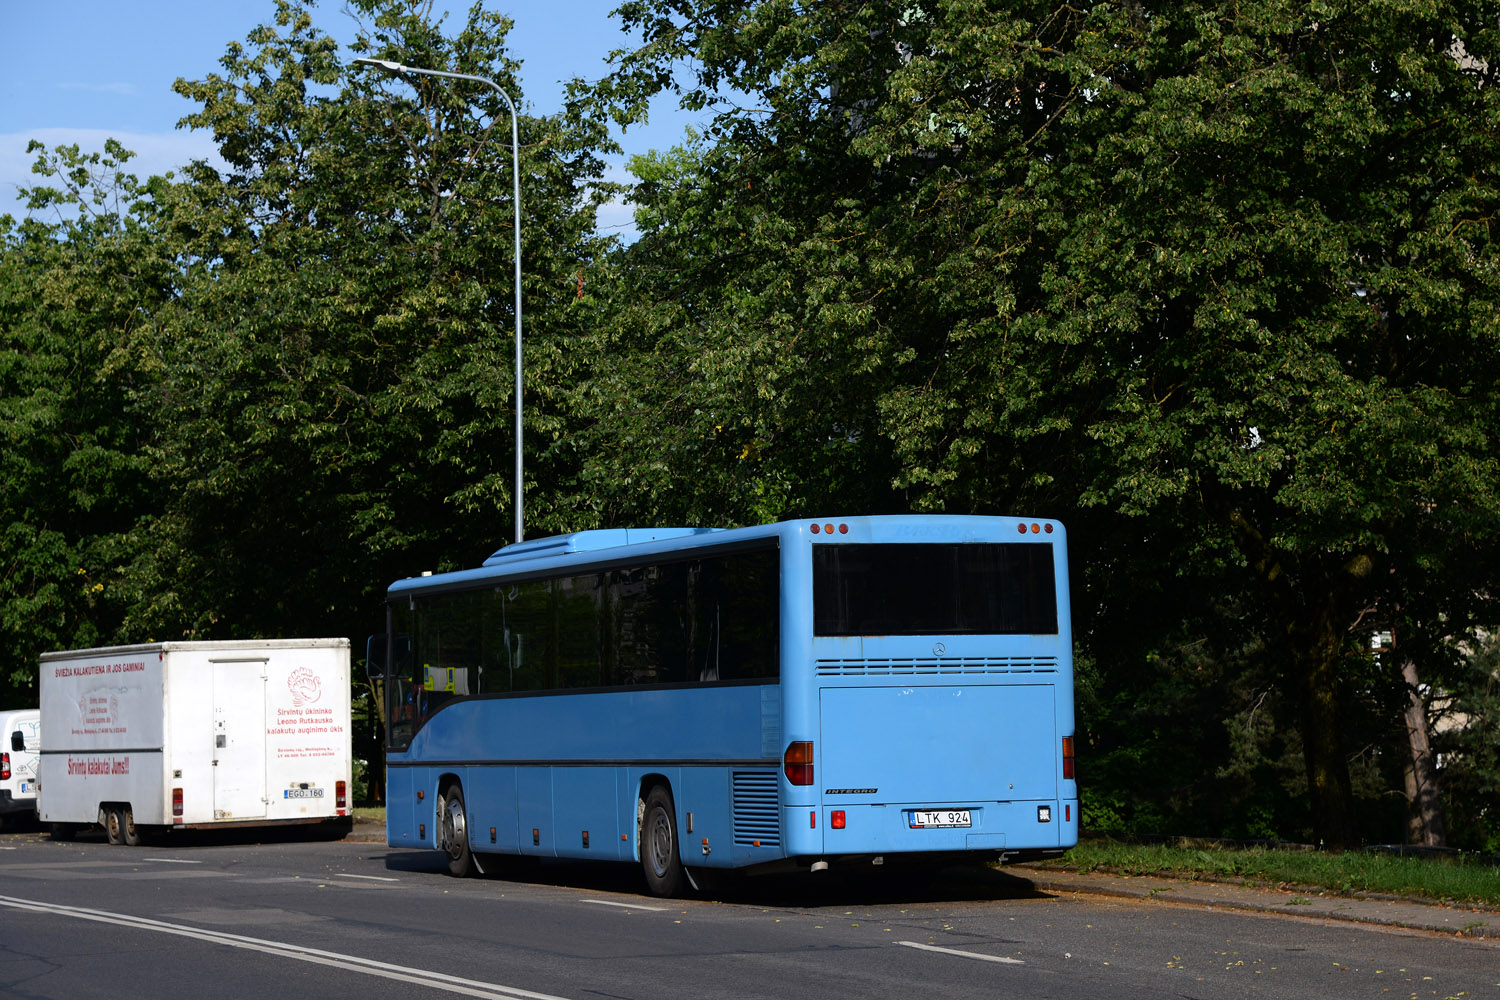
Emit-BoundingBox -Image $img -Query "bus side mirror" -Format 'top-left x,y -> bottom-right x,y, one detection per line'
9,731 -> 22,752
365,634 -> 387,681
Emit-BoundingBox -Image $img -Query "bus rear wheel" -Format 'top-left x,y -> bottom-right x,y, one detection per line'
439,783 -> 477,878
640,785 -> 686,898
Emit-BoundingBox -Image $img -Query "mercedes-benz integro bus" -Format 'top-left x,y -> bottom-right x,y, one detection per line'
373,515 -> 1076,895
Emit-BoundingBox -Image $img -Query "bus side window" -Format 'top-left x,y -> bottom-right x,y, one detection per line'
502,579 -> 555,692
555,573 -> 604,689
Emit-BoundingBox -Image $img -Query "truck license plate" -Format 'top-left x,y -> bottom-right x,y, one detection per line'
284,788 -> 325,799
910,809 -> 971,828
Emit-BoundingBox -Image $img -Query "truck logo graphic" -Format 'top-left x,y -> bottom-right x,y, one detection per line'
287,667 -> 322,707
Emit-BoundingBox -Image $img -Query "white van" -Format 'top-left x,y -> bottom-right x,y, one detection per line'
0,708 -> 41,829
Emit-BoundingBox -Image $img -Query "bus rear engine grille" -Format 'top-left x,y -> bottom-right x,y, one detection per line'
732,770 -> 782,847
816,657 -> 1060,677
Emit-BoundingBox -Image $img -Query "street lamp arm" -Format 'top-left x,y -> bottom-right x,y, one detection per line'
353,57 -> 526,544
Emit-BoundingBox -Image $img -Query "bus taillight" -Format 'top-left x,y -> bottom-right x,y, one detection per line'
1,752 -> 9,780
336,780 -> 348,813
784,741 -> 814,786
1062,736 -> 1075,781
172,787 -> 184,823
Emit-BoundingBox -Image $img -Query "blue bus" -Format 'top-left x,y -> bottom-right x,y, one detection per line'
374,515 -> 1076,895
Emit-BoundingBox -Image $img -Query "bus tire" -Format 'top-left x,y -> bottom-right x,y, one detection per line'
640,785 -> 686,898
105,806 -> 125,846
120,806 -> 142,847
439,783 -> 477,878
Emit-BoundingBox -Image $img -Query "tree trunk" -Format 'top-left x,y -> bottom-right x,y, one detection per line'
1398,651 -> 1446,847
1293,608 -> 1359,850
1217,502 -> 1364,851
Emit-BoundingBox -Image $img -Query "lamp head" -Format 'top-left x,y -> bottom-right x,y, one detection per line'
352,58 -> 407,74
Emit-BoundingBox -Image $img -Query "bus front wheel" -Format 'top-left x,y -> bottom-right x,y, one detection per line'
439,783 -> 477,878
640,785 -> 686,897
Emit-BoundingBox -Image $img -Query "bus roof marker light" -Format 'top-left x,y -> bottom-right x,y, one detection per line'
1044,523 -> 1054,534
1031,523 -> 1041,534
1017,524 -> 1027,534
810,523 -> 821,534
824,523 -> 836,535
838,523 -> 848,534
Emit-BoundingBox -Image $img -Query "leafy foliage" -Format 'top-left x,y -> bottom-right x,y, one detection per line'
118,0 -> 616,642
0,142 -> 175,698
2,0 -> 1499,843
582,0 -> 1500,846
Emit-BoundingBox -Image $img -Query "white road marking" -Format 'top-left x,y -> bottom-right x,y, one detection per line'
581,899 -> 668,912
141,858 -> 203,864
333,873 -> 399,882
897,941 -> 1025,965
0,894 -> 573,999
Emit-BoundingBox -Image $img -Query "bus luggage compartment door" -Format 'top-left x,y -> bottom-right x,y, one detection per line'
819,685 -> 1057,808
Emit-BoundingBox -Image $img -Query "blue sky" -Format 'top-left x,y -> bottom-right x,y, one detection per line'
0,0 -> 706,237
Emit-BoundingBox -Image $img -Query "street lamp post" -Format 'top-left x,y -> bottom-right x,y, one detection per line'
353,58 -> 526,544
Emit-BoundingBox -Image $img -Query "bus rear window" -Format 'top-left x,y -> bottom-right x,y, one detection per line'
813,543 -> 1058,636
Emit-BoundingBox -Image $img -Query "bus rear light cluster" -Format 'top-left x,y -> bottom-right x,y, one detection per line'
809,523 -> 848,535
336,780 -> 348,813
172,787 -> 184,823
784,741 -> 814,785
1062,736 -> 1075,781
831,810 -> 846,830
1017,522 -> 1054,534
1,752 -> 9,780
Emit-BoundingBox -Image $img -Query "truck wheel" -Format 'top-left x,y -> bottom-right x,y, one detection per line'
105,807 -> 126,846
120,806 -> 143,847
439,784 -> 477,878
640,785 -> 686,897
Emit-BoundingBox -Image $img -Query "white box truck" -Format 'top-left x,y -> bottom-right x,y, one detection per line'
1,708 -> 41,829
37,639 -> 352,844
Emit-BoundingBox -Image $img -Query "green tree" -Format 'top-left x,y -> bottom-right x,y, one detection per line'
589,0 -> 1500,847
0,142 -> 176,702
120,0 -> 617,646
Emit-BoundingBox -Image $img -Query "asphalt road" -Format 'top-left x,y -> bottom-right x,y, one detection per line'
1,827 -> 1496,999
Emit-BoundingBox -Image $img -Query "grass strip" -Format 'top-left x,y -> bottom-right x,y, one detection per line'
1038,838 -> 1500,908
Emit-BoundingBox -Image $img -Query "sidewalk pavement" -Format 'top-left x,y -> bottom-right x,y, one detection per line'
1011,864 -> 1500,939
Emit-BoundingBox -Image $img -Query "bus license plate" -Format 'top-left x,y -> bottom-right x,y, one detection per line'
284,788 -> 325,799
910,809 -> 971,828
